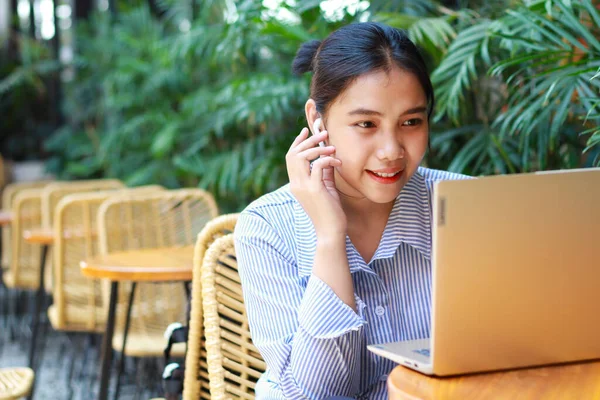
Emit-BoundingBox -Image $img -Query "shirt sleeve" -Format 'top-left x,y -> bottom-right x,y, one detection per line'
234,210 -> 367,399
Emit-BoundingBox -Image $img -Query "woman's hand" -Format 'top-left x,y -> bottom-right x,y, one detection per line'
286,127 -> 346,238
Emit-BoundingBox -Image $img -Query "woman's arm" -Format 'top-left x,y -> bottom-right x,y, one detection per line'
313,234 -> 356,312
235,212 -> 366,399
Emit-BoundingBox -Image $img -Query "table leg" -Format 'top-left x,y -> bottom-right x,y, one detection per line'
28,244 -> 49,368
113,282 -> 136,400
98,281 -> 119,400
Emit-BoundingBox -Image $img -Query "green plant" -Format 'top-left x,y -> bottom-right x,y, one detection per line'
426,0 -> 600,173
9,0 -> 596,213
0,34 -> 61,160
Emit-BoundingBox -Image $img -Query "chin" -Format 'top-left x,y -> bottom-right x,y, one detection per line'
364,188 -> 403,204
361,172 -> 412,203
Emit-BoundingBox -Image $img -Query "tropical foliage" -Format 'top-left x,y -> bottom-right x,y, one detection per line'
2,0 -> 598,211
0,34 -> 61,160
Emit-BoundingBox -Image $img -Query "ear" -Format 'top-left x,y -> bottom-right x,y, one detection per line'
305,99 -> 321,135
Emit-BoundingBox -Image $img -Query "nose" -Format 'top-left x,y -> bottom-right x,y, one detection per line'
376,130 -> 405,161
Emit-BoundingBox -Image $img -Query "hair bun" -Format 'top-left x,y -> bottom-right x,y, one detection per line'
292,40 -> 321,75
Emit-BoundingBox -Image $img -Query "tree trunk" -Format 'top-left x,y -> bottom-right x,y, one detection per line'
28,0 -> 35,38
191,0 -> 197,21
51,0 -> 62,126
74,0 -> 94,20
8,0 -> 20,61
109,0 -> 118,18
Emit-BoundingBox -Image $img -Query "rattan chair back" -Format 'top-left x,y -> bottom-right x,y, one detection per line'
202,234 -> 266,400
1,180 -> 52,270
50,185 -> 164,332
41,179 -> 125,229
4,189 -> 44,289
183,213 -> 240,400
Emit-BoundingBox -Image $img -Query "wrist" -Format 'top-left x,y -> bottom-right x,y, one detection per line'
315,232 -> 347,248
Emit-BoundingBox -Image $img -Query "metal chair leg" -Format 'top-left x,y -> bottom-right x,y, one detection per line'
98,281 -> 119,400
26,244 -> 49,400
28,244 -> 48,368
113,282 -> 136,400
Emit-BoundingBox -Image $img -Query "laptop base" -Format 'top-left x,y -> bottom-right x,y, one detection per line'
368,338 -> 433,375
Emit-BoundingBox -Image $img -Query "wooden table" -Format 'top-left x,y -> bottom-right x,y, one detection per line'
81,246 -> 194,400
388,361 -> 600,399
23,228 -> 54,245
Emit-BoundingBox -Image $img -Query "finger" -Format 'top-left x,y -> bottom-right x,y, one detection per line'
297,146 -> 336,161
289,128 -> 310,150
287,132 -> 317,182
310,156 -> 342,187
292,130 -> 329,153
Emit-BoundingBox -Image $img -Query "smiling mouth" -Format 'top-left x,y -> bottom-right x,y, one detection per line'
366,169 -> 404,184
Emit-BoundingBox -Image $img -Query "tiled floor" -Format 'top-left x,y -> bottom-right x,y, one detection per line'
0,287 -> 166,400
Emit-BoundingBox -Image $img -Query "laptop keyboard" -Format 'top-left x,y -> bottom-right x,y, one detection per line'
413,348 -> 430,357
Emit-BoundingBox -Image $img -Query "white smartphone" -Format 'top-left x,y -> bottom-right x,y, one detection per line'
312,118 -> 326,148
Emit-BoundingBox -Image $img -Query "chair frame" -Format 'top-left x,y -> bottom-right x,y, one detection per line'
183,213 -> 240,400
201,234 -> 266,400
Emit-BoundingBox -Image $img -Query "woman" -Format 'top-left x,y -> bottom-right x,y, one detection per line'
234,22 -> 469,399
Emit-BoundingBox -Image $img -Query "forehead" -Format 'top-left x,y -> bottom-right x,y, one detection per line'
330,67 -> 427,114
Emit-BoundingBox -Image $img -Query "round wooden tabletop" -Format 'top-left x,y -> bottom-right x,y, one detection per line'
23,228 -> 54,245
0,210 -> 13,226
388,361 -> 600,400
80,245 -> 194,282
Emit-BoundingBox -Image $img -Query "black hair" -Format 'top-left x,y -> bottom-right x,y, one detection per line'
292,22 -> 434,119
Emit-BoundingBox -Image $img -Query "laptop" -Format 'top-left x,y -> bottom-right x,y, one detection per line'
368,167 -> 600,376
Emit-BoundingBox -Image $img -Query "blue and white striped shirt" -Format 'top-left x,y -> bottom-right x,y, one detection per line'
234,167 -> 469,399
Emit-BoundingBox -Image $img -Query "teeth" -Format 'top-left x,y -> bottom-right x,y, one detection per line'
373,171 -> 399,177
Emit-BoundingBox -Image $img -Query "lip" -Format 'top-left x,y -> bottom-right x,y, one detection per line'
366,169 -> 404,184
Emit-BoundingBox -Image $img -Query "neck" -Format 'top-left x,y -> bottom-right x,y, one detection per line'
339,193 -> 395,229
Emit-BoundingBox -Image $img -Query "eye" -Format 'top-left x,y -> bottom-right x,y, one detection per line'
356,121 -> 376,129
402,118 -> 423,127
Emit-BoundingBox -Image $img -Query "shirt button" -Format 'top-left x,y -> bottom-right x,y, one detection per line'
379,374 -> 388,382
375,305 -> 386,316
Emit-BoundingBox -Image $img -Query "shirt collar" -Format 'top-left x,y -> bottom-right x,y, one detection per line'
294,169 -> 432,278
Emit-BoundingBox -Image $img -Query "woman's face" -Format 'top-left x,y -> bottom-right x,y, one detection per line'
315,66 -> 429,205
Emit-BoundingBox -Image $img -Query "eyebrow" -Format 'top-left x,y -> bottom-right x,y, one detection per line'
347,106 -> 428,117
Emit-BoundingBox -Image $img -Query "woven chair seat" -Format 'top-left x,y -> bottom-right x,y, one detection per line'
112,332 -> 186,358
2,270 -> 37,290
0,367 -> 34,400
2,258 -> 53,292
48,304 -> 106,333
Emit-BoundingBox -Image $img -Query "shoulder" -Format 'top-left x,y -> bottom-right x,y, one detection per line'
417,166 -> 472,184
234,184 -> 298,260
236,184 -> 297,228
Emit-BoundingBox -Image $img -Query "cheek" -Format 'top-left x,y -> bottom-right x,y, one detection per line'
405,129 -> 429,154
330,133 -> 370,171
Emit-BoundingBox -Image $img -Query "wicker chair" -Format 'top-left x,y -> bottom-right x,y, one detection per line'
183,213 -> 240,400
0,367 -> 34,400
49,186 -> 164,332
202,234 -> 266,400
3,189 -> 44,290
1,181 -> 52,272
4,180 -> 126,291
41,179 -> 125,229
96,189 -> 218,359
0,155 -> 5,193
